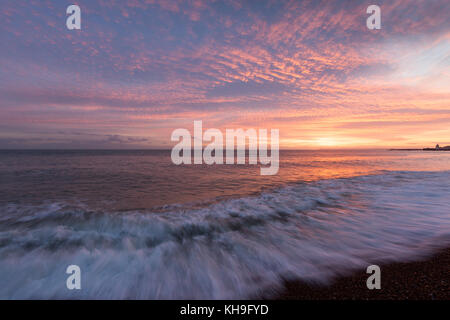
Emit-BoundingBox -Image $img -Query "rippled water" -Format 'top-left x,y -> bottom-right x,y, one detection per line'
0,150 -> 449,298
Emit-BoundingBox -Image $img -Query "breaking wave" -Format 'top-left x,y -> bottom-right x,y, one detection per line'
0,170 -> 449,299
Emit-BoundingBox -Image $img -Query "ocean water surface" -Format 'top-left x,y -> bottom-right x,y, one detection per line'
0,149 -> 449,298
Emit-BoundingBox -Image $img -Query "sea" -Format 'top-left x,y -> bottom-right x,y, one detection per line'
0,149 -> 449,299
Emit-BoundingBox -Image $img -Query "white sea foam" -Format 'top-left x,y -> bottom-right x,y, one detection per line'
0,171 -> 449,299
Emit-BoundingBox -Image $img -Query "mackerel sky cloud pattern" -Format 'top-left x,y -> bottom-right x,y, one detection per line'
1,0 -> 449,148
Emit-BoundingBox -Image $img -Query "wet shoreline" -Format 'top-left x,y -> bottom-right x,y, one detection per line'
273,248 -> 450,300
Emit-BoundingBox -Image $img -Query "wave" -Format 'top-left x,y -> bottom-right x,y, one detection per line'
0,170 -> 449,299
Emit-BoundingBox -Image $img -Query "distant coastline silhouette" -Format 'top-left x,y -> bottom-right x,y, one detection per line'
390,144 -> 450,151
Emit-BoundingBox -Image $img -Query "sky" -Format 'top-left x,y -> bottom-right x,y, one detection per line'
0,0 -> 449,149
